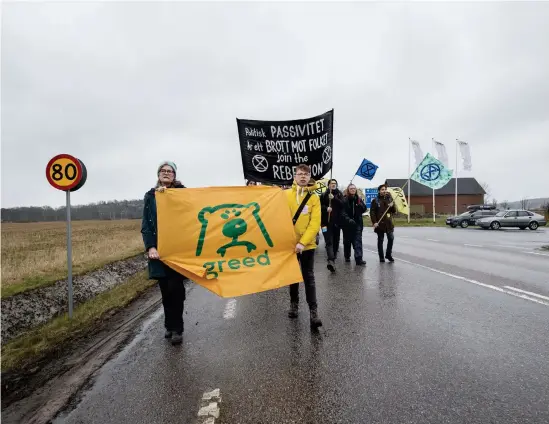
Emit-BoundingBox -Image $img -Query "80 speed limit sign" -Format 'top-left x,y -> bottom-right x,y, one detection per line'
46,154 -> 87,191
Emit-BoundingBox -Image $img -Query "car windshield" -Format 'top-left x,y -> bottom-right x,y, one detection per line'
495,211 -> 507,217
459,212 -> 471,216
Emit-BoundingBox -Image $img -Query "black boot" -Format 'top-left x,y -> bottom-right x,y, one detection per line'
345,257 -> 351,263
385,255 -> 394,262
379,257 -> 386,263
171,332 -> 183,345
327,260 -> 336,273
288,302 -> 299,318
310,308 -> 323,328
164,330 -> 172,339
355,258 -> 366,266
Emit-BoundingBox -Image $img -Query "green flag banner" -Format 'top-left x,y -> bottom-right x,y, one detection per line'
411,153 -> 453,190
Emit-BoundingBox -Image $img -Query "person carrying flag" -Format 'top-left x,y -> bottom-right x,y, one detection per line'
320,178 -> 343,273
370,183 -> 396,263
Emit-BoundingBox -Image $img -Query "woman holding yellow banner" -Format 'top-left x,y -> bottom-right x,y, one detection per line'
370,184 -> 396,263
141,161 -> 187,345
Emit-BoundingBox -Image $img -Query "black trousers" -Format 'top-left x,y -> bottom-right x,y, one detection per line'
289,249 -> 317,309
159,267 -> 186,334
377,230 -> 395,259
323,224 -> 341,261
343,225 -> 364,259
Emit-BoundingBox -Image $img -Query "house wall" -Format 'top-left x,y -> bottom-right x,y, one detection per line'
409,194 -> 484,214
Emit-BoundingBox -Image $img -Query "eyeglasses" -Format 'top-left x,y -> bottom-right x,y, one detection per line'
160,170 -> 174,175
295,173 -> 310,177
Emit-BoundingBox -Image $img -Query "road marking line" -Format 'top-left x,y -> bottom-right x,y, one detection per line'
364,249 -> 549,307
198,388 -> 221,422
496,245 -> 530,250
526,251 -> 549,257
427,239 -> 439,242
223,299 -> 237,319
464,244 -> 483,247
504,286 -> 549,301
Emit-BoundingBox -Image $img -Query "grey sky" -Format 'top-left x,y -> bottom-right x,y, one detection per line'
2,1 -> 548,208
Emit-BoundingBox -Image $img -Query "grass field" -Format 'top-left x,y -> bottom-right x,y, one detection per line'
1,220 -> 143,298
363,215 -> 449,227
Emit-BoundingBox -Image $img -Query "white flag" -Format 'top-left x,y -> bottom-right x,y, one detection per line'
458,140 -> 472,171
434,140 -> 449,167
410,139 -> 424,167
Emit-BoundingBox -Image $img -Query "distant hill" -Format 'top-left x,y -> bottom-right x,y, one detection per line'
502,197 -> 549,210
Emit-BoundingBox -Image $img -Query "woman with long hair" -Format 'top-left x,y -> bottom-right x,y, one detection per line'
141,161 -> 187,345
341,183 -> 367,266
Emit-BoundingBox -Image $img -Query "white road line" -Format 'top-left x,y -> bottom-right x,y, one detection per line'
198,389 -> 221,423
464,244 -> 483,247
364,249 -> 549,307
504,286 -> 549,301
526,251 -> 549,257
223,299 -> 237,319
427,239 -> 439,242
496,245 -> 530,250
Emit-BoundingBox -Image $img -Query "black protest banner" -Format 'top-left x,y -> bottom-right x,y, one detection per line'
236,110 -> 334,185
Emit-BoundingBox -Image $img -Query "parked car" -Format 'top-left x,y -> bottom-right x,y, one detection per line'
446,209 -> 499,228
476,209 -> 547,230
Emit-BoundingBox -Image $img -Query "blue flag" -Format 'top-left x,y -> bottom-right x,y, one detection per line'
411,153 -> 453,190
355,159 -> 379,181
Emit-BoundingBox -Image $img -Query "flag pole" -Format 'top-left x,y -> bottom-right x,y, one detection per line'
455,139 -> 459,216
374,180 -> 409,227
432,138 -> 436,223
408,137 -> 411,223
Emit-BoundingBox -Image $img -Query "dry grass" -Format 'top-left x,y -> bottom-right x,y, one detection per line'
1,220 -> 143,298
363,216 -> 449,227
1,271 -> 156,373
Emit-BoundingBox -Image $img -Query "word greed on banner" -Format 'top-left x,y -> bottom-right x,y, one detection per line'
236,110 -> 334,185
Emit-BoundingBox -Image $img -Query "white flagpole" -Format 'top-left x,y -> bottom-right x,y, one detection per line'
408,137 -> 411,223
455,139 -> 459,216
432,138 -> 436,223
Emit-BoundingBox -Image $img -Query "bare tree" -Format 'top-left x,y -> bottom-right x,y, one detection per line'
491,198 -> 498,208
500,200 -> 509,210
542,201 -> 549,219
520,198 -> 530,210
480,181 -> 491,203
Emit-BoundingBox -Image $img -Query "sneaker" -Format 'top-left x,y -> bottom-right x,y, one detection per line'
288,302 -> 299,318
164,330 -> 172,339
310,308 -> 323,328
171,332 -> 183,345
327,261 -> 336,273
385,255 -> 395,262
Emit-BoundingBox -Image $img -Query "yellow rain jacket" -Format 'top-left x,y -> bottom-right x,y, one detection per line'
285,180 -> 321,251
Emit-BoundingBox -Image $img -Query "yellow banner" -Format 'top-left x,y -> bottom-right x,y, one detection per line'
388,187 -> 409,215
156,186 -> 303,297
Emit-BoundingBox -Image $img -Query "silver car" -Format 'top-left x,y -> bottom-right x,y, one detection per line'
476,209 -> 547,230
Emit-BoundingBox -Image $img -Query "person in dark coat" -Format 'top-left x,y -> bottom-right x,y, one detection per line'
141,161 -> 186,345
320,178 -> 344,272
370,183 -> 396,262
341,184 -> 367,266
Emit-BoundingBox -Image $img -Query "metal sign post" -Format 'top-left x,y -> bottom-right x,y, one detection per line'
46,154 -> 87,319
66,190 -> 74,318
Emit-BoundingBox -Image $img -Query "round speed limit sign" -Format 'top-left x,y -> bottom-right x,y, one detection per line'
46,154 -> 87,191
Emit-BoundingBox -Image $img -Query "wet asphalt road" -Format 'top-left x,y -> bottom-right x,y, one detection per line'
54,227 -> 549,424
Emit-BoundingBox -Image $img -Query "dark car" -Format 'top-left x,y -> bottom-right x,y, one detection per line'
446,209 -> 499,228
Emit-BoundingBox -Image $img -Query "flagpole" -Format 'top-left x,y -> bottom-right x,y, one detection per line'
432,138 -> 435,223
455,139 -> 458,216
408,137 -> 412,224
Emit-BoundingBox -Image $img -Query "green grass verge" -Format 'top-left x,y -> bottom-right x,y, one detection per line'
1,271 -> 155,373
363,216 -> 449,227
1,251 -> 143,299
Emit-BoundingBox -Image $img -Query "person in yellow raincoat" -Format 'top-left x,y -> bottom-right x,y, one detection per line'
285,164 -> 322,328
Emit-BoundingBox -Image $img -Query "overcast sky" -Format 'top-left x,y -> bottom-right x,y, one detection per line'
2,1 -> 548,208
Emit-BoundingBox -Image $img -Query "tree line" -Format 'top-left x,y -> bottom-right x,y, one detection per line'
1,199 -> 144,223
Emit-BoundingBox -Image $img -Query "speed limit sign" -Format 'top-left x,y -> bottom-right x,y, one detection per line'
46,154 -> 88,319
46,154 -> 87,191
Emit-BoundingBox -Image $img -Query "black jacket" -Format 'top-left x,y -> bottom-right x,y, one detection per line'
370,193 -> 396,233
341,195 -> 367,230
320,189 -> 344,227
141,183 -> 185,279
